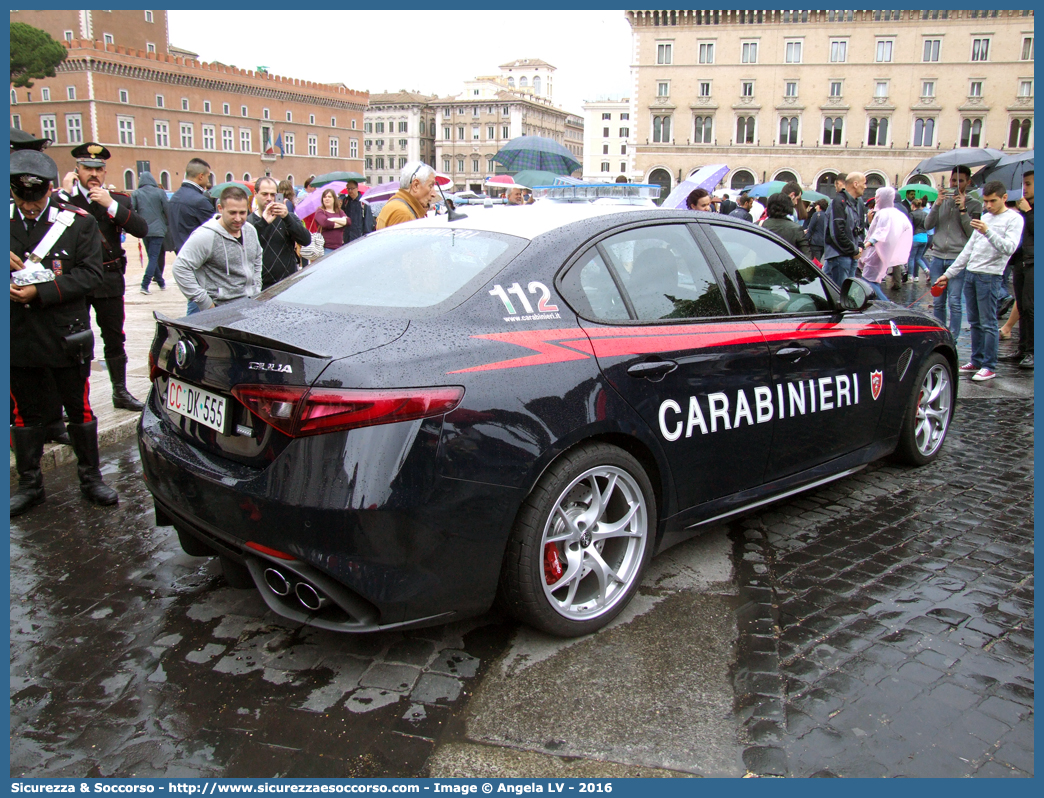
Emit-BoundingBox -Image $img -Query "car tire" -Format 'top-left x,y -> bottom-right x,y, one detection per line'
176,528 -> 217,557
894,352 -> 954,466
498,442 -> 656,637
220,555 -> 255,589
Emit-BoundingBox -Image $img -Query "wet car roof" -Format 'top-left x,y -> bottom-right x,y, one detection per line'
383,202 -> 638,241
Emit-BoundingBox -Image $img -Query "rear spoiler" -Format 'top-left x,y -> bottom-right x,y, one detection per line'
153,311 -> 329,359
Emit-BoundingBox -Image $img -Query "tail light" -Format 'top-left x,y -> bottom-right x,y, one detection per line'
246,541 -> 296,560
149,351 -> 162,381
230,384 -> 464,438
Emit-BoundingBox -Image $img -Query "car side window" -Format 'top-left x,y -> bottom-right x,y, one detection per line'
600,225 -> 728,321
560,250 -> 630,321
710,225 -> 832,315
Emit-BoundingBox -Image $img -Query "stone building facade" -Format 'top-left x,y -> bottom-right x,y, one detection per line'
626,9 -> 1035,199
582,99 -> 634,182
10,10 -> 367,191
363,91 -> 437,185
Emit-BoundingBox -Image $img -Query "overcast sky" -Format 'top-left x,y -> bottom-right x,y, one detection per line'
167,10 -> 633,114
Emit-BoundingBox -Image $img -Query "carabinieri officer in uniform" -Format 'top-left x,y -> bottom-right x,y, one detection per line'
62,142 -> 150,411
10,148 -> 119,516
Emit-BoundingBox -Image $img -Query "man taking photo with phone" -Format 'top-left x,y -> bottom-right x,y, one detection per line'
247,176 -> 311,290
926,165 -> 981,339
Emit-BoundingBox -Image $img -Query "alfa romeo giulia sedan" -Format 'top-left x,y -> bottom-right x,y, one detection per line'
138,203 -> 957,637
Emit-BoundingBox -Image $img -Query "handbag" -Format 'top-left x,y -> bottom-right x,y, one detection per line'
300,217 -> 325,261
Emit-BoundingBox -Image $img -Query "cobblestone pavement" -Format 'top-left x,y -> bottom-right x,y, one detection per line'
732,399 -> 1034,777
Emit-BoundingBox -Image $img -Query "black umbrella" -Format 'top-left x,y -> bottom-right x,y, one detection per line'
312,171 -> 366,186
911,147 -> 1005,174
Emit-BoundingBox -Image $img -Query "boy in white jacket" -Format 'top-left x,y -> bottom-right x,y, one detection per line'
173,185 -> 263,315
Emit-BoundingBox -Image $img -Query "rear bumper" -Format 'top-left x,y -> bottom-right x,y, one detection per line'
138,402 -> 523,631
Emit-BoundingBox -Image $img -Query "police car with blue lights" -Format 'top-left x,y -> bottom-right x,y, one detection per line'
138,185 -> 957,637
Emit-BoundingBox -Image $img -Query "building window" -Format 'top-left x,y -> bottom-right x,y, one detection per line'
472,107 -> 480,118
1018,79 -> 1033,97
310,114 -> 316,125
876,40 -> 894,62
224,172 -> 233,183
286,111 -> 292,122
160,171 -> 169,190
442,157 -> 451,172
64,30 -> 73,42
67,86 -> 76,101
619,127 -> 630,137
457,126 -> 465,140
284,132 -> 295,155
242,173 -> 251,182
620,162 -> 627,173
399,138 -> 407,150
736,116 -> 755,144
867,117 -> 889,146
308,135 -> 317,156
119,89 -> 129,104
117,116 -> 135,145
349,138 -> 358,158
10,89 -> 15,105
603,127 -> 610,137
223,103 -> 230,115
399,157 -> 407,170
331,117 -> 337,127
785,41 -> 802,63
221,127 -> 233,150
202,124 -> 215,150
181,98 -> 189,111
487,125 -> 495,139
822,117 -> 843,145
700,82 -> 711,97
657,82 -> 669,98
502,125 -> 510,138
41,88 -> 50,102
829,81 -> 843,97
457,157 -> 465,172
971,38 -> 990,61
652,115 -> 672,143
39,115 -> 56,142
699,42 -> 715,64
330,137 -> 339,157
66,114 -> 83,144
146,42 -> 155,54
1009,118 -> 1032,147
779,116 -> 798,145
471,157 -> 479,172
961,118 -> 983,147
969,81 -> 983,97
154,120 -> 169,147
180,123 -> 193,149
602,112 -> 612,120
875,82 -> 889,98
398,121 -> 407,133
1022,36 -> 1034,61
103,33 -> 114,45
830,40 -> 847,62
145,10 -> 153,22
472,126 -> 480,140
922,81 -> 936,98
621,113 -> 629,121
442,126 -> 450,140
693,116 -> 713,144
601,162 -> 610,173
741,81 -> 754,97
923,39 -> 941,62
155,94 -> 165,108
240,129 -> 251,152
602,144 -> 609,155
657,42 -> 672,65
621,144 -> 627,154
741,41 -> 758,63
240,105 -> 248,117
785,82 -> 798,97
351,119 -> 357,130
487,156 -> 496,171
913,117 -> 936,147
124,170 -> 134,190
11,114 -> 19,130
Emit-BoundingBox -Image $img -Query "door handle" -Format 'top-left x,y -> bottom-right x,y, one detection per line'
627,360 -> 678,380
776,346 -> 810,360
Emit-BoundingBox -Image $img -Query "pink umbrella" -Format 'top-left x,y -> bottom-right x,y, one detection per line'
486,175 -> 515,185
295,181 -> 348,219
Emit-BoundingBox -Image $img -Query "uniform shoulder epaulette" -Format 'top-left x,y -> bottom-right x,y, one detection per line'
57,201 -> 90,217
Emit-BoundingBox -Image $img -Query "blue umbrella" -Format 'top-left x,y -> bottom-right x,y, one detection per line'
493,136 -> 581,175
745,180 -> 787,199
662,163 -> 729,209
972,149 -> 1033,191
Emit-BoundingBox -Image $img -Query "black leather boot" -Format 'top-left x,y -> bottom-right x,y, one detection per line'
107,355 -> 145,412
45,419 -> 71,445
11,425 -> 47,517
66,421 -> 119,506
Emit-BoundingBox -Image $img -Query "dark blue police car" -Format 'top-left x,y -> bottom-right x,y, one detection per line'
138,203 -> 957,637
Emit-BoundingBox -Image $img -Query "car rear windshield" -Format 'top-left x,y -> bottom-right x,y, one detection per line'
263,228 -> 527,313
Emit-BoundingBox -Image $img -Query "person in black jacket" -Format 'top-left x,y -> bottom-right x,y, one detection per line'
247,176 -> 311,289
60,143 -> 150,411
10,149 -> 119,516
341,180 -> 375,242
805,198 -> 829,261
168,157 -> 215,252
999,171 -> 1034,369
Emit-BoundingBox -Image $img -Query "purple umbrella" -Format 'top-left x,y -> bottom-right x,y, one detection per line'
295,181 -> 348,219
662,164 -> 729,209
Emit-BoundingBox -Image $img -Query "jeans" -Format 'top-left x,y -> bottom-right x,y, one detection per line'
964,272 -> 1001,370
187,301 -> 200,315
929,256 -> 964,339
869,280 -> 889,301
907,240 -> 928,279
824,255 -> 855,287
141,236 -> 165,290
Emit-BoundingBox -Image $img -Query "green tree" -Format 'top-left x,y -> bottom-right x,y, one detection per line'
10,22 -> 68,88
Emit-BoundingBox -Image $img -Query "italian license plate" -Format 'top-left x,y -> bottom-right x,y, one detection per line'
166,377 -> 228,434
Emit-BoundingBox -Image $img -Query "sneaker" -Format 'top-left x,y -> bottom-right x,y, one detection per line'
971,368 -> 996,382
1018,354 -> 1034,369
156,282 -> 167,290
139,287 -> 151,295
959,362 -> 978,373
998,352 -> 1026,363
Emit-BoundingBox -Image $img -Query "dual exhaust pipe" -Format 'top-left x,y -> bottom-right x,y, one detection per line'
263,567 -> 328,611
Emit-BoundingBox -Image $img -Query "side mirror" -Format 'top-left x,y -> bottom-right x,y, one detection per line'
840,276 -> 875,311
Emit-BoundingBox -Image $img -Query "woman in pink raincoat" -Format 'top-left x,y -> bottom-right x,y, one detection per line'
859,186 -> 912,300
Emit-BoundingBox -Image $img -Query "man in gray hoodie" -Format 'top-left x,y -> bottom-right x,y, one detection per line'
173,185 -> 262,315
131,171 -> 169,293
925,165 -> 982,338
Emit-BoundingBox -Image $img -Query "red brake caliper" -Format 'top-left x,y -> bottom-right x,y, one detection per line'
544,543 -> 563,584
